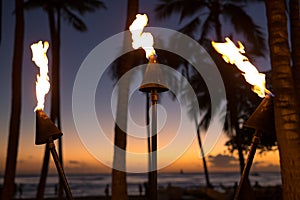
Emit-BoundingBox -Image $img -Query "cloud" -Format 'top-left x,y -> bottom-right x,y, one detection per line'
208,154 -> 239,169
252,161 -> 280,172
69,160 -> 80,165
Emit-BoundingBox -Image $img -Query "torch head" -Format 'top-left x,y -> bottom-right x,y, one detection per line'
244,95 -> 275,135
35,109 -> 63,145
139,55 -> 169,93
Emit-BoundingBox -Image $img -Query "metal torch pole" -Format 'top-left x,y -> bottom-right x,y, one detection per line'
146,93 -> 152,198
48,138 -> 73,200
150,89 -> 158,200
234,130 -> 261,200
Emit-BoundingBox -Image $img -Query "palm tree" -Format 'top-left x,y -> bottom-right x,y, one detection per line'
265,0 -> 300,198
155,0 -> 265,55
24,0 -> 106,198
155,0 -> 266,178
289,0 -> 300,104
111,1 -> 139,199
154,3 -> 266,197
181,67 -> 213,188
1,0 -> 24,199
214,57 -> 260,174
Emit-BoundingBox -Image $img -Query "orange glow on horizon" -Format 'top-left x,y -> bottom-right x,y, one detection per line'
2,128 -> 280,174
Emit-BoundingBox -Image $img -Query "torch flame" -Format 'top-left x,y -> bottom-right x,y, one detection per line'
31,41 -> 50,111
129,14 -> 156,59
212,37 -> 270,98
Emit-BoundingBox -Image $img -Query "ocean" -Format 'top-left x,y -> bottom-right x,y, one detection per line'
0,172 -> 281,198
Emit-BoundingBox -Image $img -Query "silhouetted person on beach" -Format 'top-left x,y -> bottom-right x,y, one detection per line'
54,184 -> 58,195
143,182 -> 149,197
14,182 -> 17,198
18,184 -> 23,199
139,183 -> 143,196
233,182 -> 238,197
254,181 -> 261,188
105,184 -> 109,197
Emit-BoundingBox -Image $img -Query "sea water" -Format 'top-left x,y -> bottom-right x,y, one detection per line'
0,172 -> 281,198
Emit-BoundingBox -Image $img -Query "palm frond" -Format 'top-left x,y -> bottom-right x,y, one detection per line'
199,108 -> 211,130
178,17 -> 201,37
64,0 -> 106,15
155,0 -> 207,22
24,0 -> 47,10
25,0 -> 106,14
62,7 -> 87,31
178,0 -> 207,22
198,14 -> 214,43
222,3 -> 266,57
227,0 -> 264,3
155,0 -> 185,20
181,67 -> 212,131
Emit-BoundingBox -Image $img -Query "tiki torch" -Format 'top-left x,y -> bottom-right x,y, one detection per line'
31,41 -> 73,199
139,55 -> 168,200
130,14 -> 168,200
212,37 -> 275,199
233,94 -> 275,199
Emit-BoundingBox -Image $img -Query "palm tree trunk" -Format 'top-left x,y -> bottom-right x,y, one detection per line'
228,107 -> 246,175
112,86 -> 130,200
234,128 -> 255,200
266,1 -> 300,199
228,110 -> 254,199
196,126 -> 212,188
187,67 -> 212,189
290,0 -> 300,104
54,6 -> 64,200
1,0 -> 24,199
111,1 -> 138,199
236,129 -> 245,174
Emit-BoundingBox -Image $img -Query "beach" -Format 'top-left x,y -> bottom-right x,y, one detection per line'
11,185 -> 282,200
2,172 -> 282,199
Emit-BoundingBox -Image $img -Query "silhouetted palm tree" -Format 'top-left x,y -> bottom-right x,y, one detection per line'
154,3 -> 268,198
213,54 -> 260,173
155,0 -> 265,55
266,0 -> 300,198
1,0 -> 24,199
181,66 -> 213,188
206,44 -> 262,199
289,0 -> 300,105
24,0 -> 106,198
111,1 -> 138,199
155,0 -> 266,175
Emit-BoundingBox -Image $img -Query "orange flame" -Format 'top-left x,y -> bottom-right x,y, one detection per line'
31,41 -> 50,111
129,14 -> 156,59
212,37 -> 270,98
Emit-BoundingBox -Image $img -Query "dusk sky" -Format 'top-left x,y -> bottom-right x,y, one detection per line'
0,1 -> 280,175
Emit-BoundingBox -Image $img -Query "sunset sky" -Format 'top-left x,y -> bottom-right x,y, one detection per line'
0,1 -> 280,175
